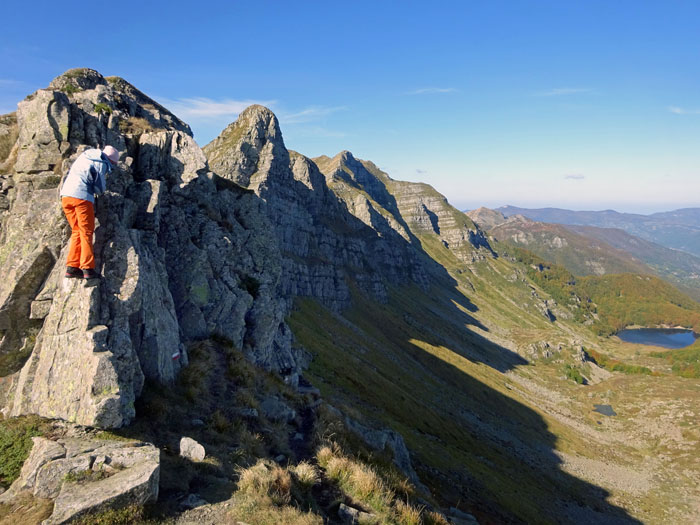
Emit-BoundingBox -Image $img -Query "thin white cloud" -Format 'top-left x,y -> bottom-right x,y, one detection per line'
406,87 -> 459,95
564,174 -> 585,180
668,106 -> 700,115
535,88 -> 592,97
0,78 -> 23,87
416,169 -> 427,174
285,125 -> 347,138
279,105 -> 348,124
157,97 -> 276,119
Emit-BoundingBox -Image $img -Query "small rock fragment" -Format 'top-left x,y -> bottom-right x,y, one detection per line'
179,437 -> 206,462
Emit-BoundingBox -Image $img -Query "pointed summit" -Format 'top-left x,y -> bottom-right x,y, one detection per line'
204,105 -> 289,188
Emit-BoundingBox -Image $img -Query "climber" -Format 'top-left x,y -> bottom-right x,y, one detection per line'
59,145 -> 119,280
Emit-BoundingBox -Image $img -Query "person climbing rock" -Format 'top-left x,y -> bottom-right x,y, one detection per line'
59,145 -> 119,280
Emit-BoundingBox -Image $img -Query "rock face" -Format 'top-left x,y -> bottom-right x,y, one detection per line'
0,69 -> 301,427
0,433 -> 159,525
315,152 -> 494,264
1,67 -> 491,455
204,107 -> 433,310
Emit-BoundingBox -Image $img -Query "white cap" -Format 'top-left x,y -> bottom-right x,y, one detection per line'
103,145 -> 119,164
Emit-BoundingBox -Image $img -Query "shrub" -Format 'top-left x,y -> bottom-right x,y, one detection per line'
60,84 -> 80,95
587,349 -> 652,375
94,103 -> 113,115
564,364 -> 584,384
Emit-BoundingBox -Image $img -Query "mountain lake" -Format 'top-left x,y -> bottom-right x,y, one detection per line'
616,328 -> 698,349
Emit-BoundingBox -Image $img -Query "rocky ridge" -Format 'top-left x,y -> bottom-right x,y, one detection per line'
204,107 -> 441,310
315,153 -> 493,263
0,69 -> 301,429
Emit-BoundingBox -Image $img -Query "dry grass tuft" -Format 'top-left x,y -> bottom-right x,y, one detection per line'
292,461 -> 320,488
316,444 -> 394,513
237,459 -> 293,506
422,510 -> 451,525
118,116 -> 156,135
394,499 -> 423,525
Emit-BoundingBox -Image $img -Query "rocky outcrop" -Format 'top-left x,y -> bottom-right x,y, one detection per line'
0,69 -> 301,427
316,152 -> 494,264
0,112 -> 18,172
465,207 -> 508,230
325,404 -> 425,492
0,433 -> 159,525
205,106 -> 430,310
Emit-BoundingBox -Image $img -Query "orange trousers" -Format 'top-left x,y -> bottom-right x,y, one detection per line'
61,197 -> 95,270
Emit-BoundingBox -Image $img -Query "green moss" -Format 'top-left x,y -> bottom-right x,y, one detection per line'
60,84 -> 81,95
0,416 -> 52,488
70,504 -> 162,525
64,469 -> 112,484
94,103 -> 113,115
189,282 -> 210,305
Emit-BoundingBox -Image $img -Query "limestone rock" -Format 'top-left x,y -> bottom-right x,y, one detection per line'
204,108 -> 432,311
34,454 -> 93,499
0,437 -> 65,501
45,450 -> 159,525
2,69 -> 302,427
180,436 -> 206,461
0,431 -> 159,525
448,507 -> 480,524
324,405 -> 426,492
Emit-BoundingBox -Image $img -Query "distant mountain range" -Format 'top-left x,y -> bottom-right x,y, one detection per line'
496,205 -> 700,257
466,207 -> 700,301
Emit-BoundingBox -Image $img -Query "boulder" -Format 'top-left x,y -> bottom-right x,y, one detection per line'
34,455 -> 92,499
0,432 -> 160,525
0,437 -> 65,501
14,90 -> 70,174
45,452 -> 159,524
180,436 -> 206,461
338,503 -> 377,524
325,405 -> 427,494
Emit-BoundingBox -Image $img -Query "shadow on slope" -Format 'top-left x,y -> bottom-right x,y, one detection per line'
290,290 -> 643,524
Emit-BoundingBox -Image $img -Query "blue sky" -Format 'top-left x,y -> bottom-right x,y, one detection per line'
2,0 -> 699,213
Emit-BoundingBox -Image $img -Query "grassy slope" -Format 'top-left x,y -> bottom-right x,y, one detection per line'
289,236 -> 643,523
290,157 -> 700,523
489,218 -> 651,277
503,243 -> 700,336
567,225 -> 700,301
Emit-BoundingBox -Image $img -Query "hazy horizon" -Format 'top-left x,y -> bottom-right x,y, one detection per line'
455,200 -> 699,216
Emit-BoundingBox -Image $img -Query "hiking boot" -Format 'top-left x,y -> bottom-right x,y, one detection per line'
65,266 -> 82,278
82,269 -> 102,280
